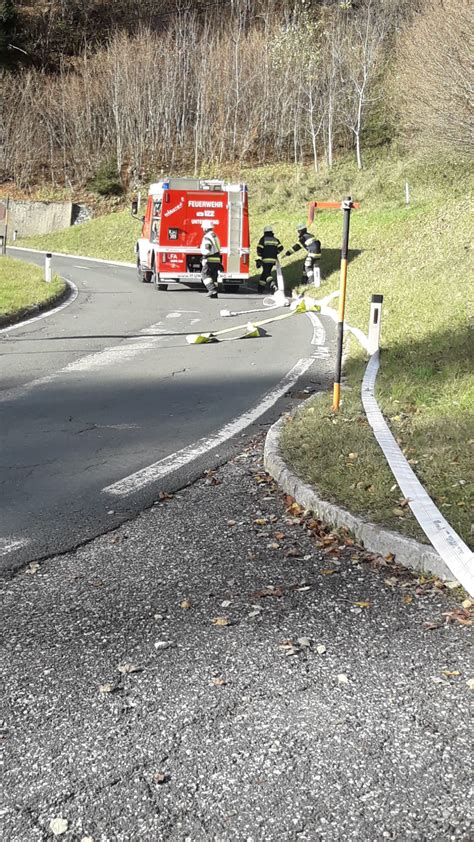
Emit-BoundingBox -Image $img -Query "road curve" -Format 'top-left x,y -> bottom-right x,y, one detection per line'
1,250 -> 335,574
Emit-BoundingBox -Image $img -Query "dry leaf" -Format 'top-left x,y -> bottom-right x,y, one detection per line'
154,640 -> 172,650
254,518 -> 268,526
353,601 -> 371,609
442,670 -> 460,678
268,542 -> 280,550
158,491 -> 173,501
99,683 -> 115,694
384,552 -> 395,562
227,520 -> 236,526
26,562 -> 40,574
444,580 -> 460,590
337,674 -> 349,685
384,577 -> 398,588
180,599 -> 192,609
274,531 -> 285,540
212,616 -> 231,626
316,644 -> 327,655
212,676 -> 227,686
50,818 -> 68,836
153,772 -> 167,784
348,452 -> 358,460
320,568 -> 337,576
403,595 -> 413,605
297,637 -> 311,648
443,608 -> 472,626
81,837 -> 95,842
117,663 -> 141,675
221,599 -> 232,608
423,621 -> 442,631
399,497 -> 411,508
392,508 -> 405,517
462,599 -> 472,609
466,678 -> 474,690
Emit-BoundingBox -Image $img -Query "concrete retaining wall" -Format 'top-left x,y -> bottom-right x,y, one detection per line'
4,200 -> 73,237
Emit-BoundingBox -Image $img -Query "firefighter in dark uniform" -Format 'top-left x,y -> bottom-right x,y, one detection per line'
256,225 -> 284,292
283,224 -> 321,285
200,221 -> 221,298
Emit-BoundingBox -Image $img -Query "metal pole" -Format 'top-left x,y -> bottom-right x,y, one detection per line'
44,253 -> 52,283
3,196 -> 9,254
332,197 -> 352,411
367,294 -> 383,355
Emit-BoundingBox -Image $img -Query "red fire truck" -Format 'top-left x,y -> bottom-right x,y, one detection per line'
133,177 -> 250,292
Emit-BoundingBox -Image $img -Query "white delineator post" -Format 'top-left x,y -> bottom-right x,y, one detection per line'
272,260 -> 289,306
313,265 -> 321,288
44,252 -> 52,283
405,181 -> 410,207
367,294 -> 383,355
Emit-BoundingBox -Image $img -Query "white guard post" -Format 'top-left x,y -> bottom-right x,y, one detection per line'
313,265 -> 321,288
44,252 -> 52,283
367,293 -> 383,355
13,229 -> 18,241
271,260 -> 289,306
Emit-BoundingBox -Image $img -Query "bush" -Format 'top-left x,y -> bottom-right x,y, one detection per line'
87,159 -> 124,196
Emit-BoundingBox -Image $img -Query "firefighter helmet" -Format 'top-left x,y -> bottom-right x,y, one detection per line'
263,225 -> 273,234
296,223 -> 306,233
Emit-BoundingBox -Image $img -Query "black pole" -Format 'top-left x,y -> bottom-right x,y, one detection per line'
332,197 -> 352,410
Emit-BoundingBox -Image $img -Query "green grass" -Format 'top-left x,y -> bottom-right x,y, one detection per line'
0,255 -> 65,319
16,148 -> 474,545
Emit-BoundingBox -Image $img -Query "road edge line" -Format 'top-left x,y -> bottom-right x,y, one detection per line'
9,246 -> 135,269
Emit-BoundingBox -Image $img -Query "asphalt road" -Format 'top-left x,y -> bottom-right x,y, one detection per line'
1,442 -> 471,841
1,250 -> 335,574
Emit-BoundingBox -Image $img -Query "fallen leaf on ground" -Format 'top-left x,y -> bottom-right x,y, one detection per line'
81,837 -> 94,842
254,518 -> 268,526
180,599 -> 192,609
158,491 -> 173,501
443,608 -> 472,626
268,542 -> 280,550
154,640 -> 173,650
384,577 -> 398,587
26,562 -> 40,574
392,508 -> 406,517
227,520 -> 236,526
442,670 -> 461,678
403,595 -> 413,605
337,674 -> 349,685
297,637 -> 311,648
153,772 -> 168,784
117,663 -> 141,675
353,601 -> 371,609
274,531 -> 285,540
466,678 -> 474,690
385,552 -> 395,562
212,676 -> 226,686
423,621 -> 442,631
250,586 -> 285,599
398,497 -> 411,508
462,599 -> 472,609
98,683 -> 116,694
285,547 -> 303,558
444,580 -> 461,590
212,616 -> 231,626
348,452 -> 358,460
320,569 -> 337,576
221,599 -> 232,608
316,644 -> 327,655
50,818 -> 68,836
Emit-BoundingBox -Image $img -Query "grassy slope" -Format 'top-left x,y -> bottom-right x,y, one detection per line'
17,148 -> 474,544
0,255 -> 65,318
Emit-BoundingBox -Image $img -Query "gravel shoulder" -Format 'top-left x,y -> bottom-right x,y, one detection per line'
1,436 -> 472,841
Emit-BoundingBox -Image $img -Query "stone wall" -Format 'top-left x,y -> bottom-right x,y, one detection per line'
1,200 -> 73,238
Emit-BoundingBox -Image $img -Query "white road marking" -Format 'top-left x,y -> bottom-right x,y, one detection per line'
9,246 -> 135,269
104,354 -> 318,497
0,278 -> 78,335
190,319 -> 201,325
362,352 -> 474,595
166,312 -> 182,318
0,536 -> 30,557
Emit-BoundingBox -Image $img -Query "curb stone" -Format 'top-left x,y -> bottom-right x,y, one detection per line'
264,407 -> 452,582
0,276 -> 71,329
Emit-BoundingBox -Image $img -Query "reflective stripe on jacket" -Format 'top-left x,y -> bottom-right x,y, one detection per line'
257,234 -> 284,264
